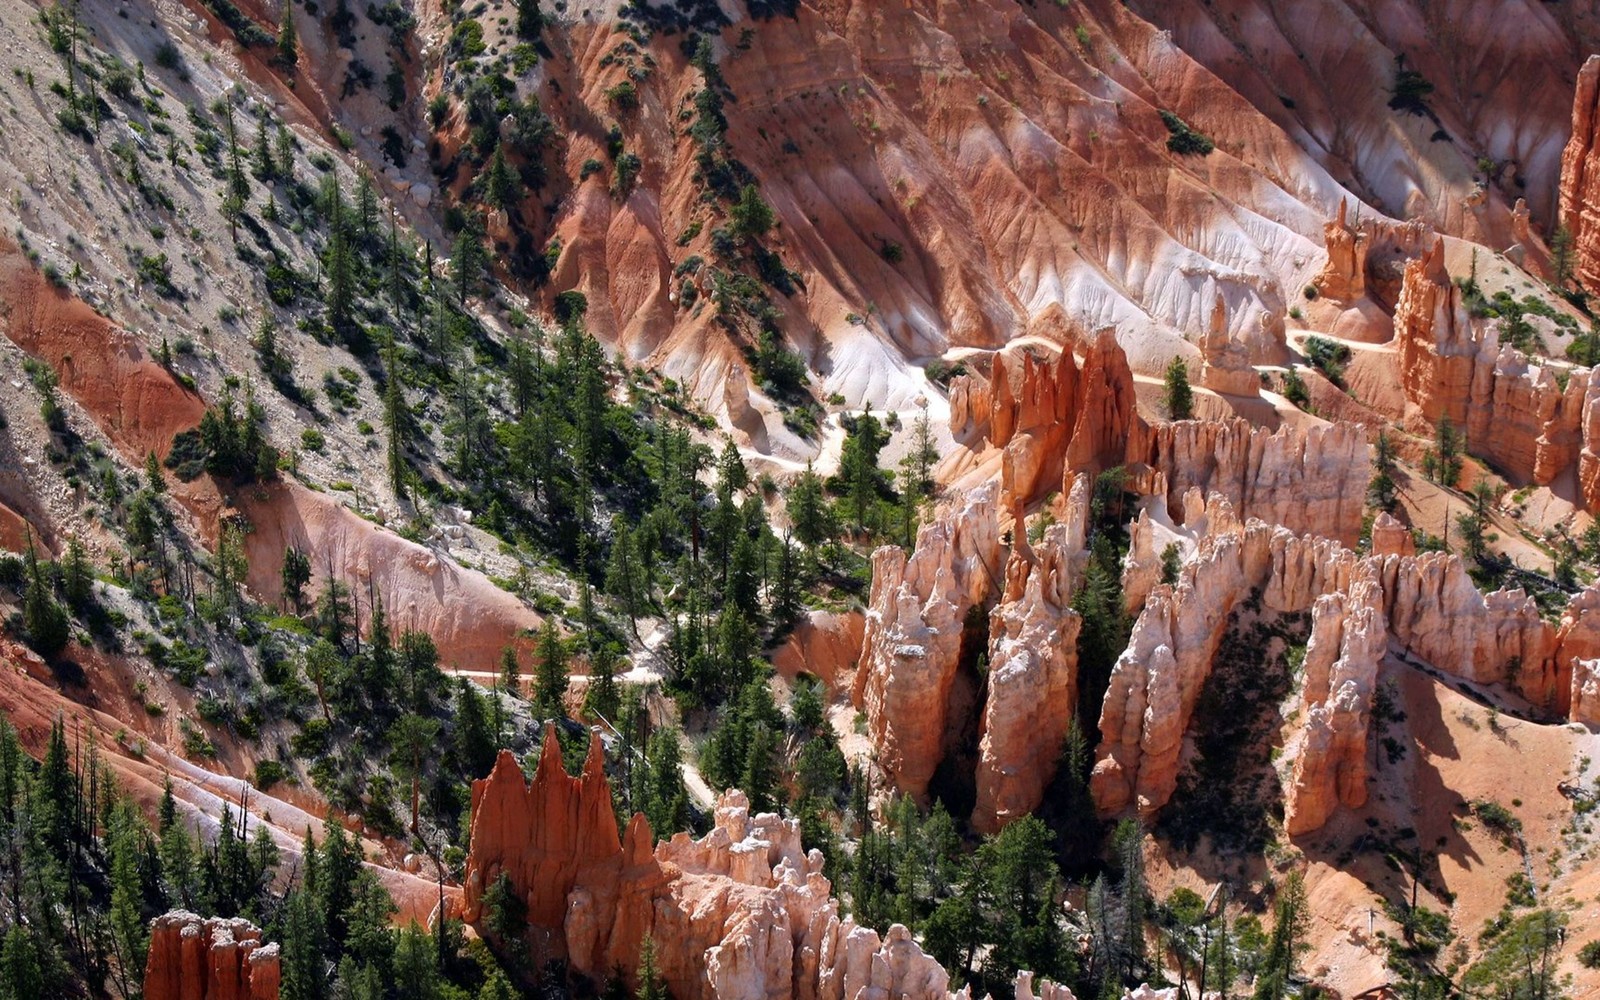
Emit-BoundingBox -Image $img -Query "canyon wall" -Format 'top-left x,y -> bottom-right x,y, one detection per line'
458,728 -> 1072,1000
1392,237 -> 1600,504
1091,510 -> 1359,819
1561,55 -> 1600,296
1283,579 -> 1385,836
949,330 -> 1140,510
1135,420 -> 1370,547
144,912 -> 280,1000
971,477 -> 1092,834
853,483 -> 1004,803
1096,494 -> 1600,830
948,328 -> 1370,547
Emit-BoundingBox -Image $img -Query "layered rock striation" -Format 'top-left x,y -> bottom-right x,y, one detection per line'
1135,420 -> 1370,547
1284,580 -> 1386,836
459,729 -> 1071,999
971,477 -> 1093,834
949,331 -> 1140,510
144,912 -> 280,1000
1392,237 -> 1600,503
1091,504 -> 1359,819
1096,491 -> 1600,830
1561,55 -> 1600,296
853,483 -> 1005,803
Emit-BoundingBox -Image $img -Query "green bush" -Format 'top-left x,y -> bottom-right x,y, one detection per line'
1160,110 -> 1214,156
1579,941 -> 1600,969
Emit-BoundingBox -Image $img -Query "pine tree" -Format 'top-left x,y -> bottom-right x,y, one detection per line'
533,621 -> 568,719
1,926 -> 46,1000
1163,355 -> 1194,420
515,0 -> 543,39
279,889 -> 328,1000
1112,817 -> 1147,984
381,335 -> 409,501
606,519 -> 642,636
1368,430 -> 1399,513
1257,873 -> 1308,1000
276,124 -> 296,179
61,537 -> 93,611
499,646 -> 522,699
145,451 -> 166,493
452,680 -> 497,779
276,1 -> 299,69
388,714 -> 440,834
281,546 -> 312,614
483,145 -> 520,211
325,182 -> 357,334
584,647 -> 620,723
789,461 -> 831,551
452,217 -> 485,305
644,728 -> 687,838
740,723 -> 780,813
1422,417 -> 1464,488
22,536 -> 69,658
107,802 -> 148,998
355,171 -> 378,246
252,121 -> 276,180
1552,224 -> 1575,290
636,934 -> 668,1000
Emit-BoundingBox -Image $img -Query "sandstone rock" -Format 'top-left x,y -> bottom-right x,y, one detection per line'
463,729 -> 641,928
460,737 -> 1072,999
1137,420 -> 1370,547
1067,330 -> 1141,476
144,911 -> 280,1000
1284,580 -> 1384,836
971,478 -> 1089,833
1089,519 -> 1356,817
1314,200 -> 1371,301
1561,55 -> 1600,295
1370,511 -> 1415,557
1198,297 -> 1260,397
1557,586 -> 1600,723
1393,237 -> 1595,495
854,483 -> 1004,802
769,609 -> 866,691
953,332 -> 1141,510
1092,502 -> 1581,829
1375,551 -> 1560,707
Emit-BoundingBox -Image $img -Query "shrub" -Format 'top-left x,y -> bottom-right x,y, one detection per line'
1579,941 -> 1600,969
1303,335 -> 1351,387
254,759 -> 288,791
605,80 -> 639,111
1160,110 -> 1214,156
923,358 -> 968,386
1389,58 -> 1435,115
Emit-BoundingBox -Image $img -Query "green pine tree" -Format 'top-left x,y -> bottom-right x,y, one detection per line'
1163,355 -> 1194,420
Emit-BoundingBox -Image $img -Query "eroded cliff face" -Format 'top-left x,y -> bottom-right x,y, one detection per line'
1090,509 -> 1358,819
1312,200 -> 1434,310
1561,55 -> 1600,295
1283,580 -> 1385,836
971,477 -> 1093,834
853,483 -> 1004,803
1093,493 -> 1600,831
459,731 -> 1071,1000
145,912 -> 280,1000
1392,237 -> 1600,501
1134,0 -> 1591,243
949,330 -> 1141,510
1136,420 -> 1371,547
476,0 -> 1428,443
